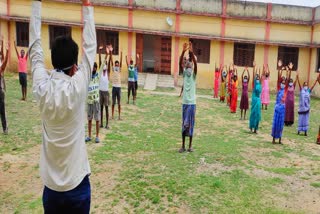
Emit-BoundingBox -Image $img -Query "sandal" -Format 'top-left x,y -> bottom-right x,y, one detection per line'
95,137 -> 100,143
187,148 -> 194,152
178,147 -> 186,153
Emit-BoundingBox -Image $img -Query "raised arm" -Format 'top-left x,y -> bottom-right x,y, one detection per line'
310,73 -> 320,91
14,41 -> 19,58
29,0 -> 49,97
189,43 -> 197,76
74,0 -> 97,85
293,72 -> 298,88
0,43 -> 9,73
125,55 -> 129,68
135,53 -> 139,67
310,78 -> 319,91
241,69 -> 245,81
0,38 -> 3,58
179,43 -> 188,69
98,46 -> 103,69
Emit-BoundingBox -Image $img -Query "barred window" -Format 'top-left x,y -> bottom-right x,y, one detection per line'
277,46 -> 299,71
96,30 -> 119,55
49,25 -> 72,49
190,39 -> 210,64
233,43 -> 255,67
16,22 -> 29,47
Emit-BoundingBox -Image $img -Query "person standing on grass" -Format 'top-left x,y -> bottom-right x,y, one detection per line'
126,54 -> 139,104
284,63 -> 298,127
249,69 -> 262,134
239,68 -> 250,120
230,68 -> 238,113
109,46 -> 123,120
29,0 -> 96,212
296,74 -> 320,136
213,64 -> 220,98
14,40 -> 28,101
219,66 -> 227,102
179,42 -> 197,153
0,39 -> 9,134
261,65 -> 270,110
227,65 -> 234,106
85,62 -> 101,143
271,79 -> 286,144
98,46 -> 110,129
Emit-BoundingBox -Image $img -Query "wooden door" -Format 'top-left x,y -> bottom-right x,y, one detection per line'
160,36 -> 172,75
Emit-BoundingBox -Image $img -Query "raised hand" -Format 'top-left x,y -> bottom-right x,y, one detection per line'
106,46 -> 110,54
288,62 -> 294,70
278,59 -> 282,68
189,42 -> 193,53
182,43 -> 188,52
99,46 -> 103,50
82,0 -> 91,5
108,45 -> 113,53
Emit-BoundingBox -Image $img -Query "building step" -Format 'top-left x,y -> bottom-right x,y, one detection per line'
143,73 -> 158,90
157,74 -> 175,88
138,72 -> 147,86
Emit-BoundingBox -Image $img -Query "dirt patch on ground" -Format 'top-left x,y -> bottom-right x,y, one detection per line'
240,146 -> 320,214
0,144 -> 42,212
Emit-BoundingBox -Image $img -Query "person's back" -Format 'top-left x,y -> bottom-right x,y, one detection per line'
29,0 -> 96,212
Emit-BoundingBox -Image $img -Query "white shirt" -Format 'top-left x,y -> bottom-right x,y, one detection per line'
29,2 -> 96,192
99,62 -> 109,92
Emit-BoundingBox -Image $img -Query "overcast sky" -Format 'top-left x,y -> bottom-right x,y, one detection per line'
242,0 -> 320,7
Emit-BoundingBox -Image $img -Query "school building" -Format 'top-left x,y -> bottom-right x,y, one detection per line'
1,0 -> 320,95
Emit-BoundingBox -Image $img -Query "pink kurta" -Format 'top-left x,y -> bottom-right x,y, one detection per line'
261,77 -> 270,105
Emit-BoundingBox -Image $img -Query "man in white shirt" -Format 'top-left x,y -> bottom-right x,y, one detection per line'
29,0 -> 96,212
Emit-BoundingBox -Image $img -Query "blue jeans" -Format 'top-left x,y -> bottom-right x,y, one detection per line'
42,175 -> 91,214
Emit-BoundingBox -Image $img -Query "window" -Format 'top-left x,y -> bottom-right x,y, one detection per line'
316,48 -> 320,73
233,43 -> 255,67
277,46 -> 299,71
189,39 -> 210,64
16,22 -> 29,47
49,25 -> 72,49
96,30 -> 119,55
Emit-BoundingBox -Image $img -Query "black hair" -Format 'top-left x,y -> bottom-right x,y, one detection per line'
51,36 -> 79,74
115,60 -> 119,65
93,62 -> 98,69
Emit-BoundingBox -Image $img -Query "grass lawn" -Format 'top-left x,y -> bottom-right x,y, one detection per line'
1,73 -> 320,213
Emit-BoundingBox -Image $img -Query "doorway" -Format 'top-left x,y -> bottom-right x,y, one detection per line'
136,34 -> 172,75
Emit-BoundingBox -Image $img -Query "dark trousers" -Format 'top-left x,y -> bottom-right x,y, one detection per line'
128,81 -> 136,98
43,175 -> 91,214
0,90 -> 7,131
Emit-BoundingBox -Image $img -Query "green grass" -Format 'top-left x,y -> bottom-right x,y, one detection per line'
1,74 -> 320,213
310,182 -> 320,188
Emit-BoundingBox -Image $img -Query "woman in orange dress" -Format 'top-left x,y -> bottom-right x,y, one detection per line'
230,69 -> 238,113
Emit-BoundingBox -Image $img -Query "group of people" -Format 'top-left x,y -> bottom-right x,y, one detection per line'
85,44 -> 139,143
1,0 -> 320,213
213,60 -> 320,144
